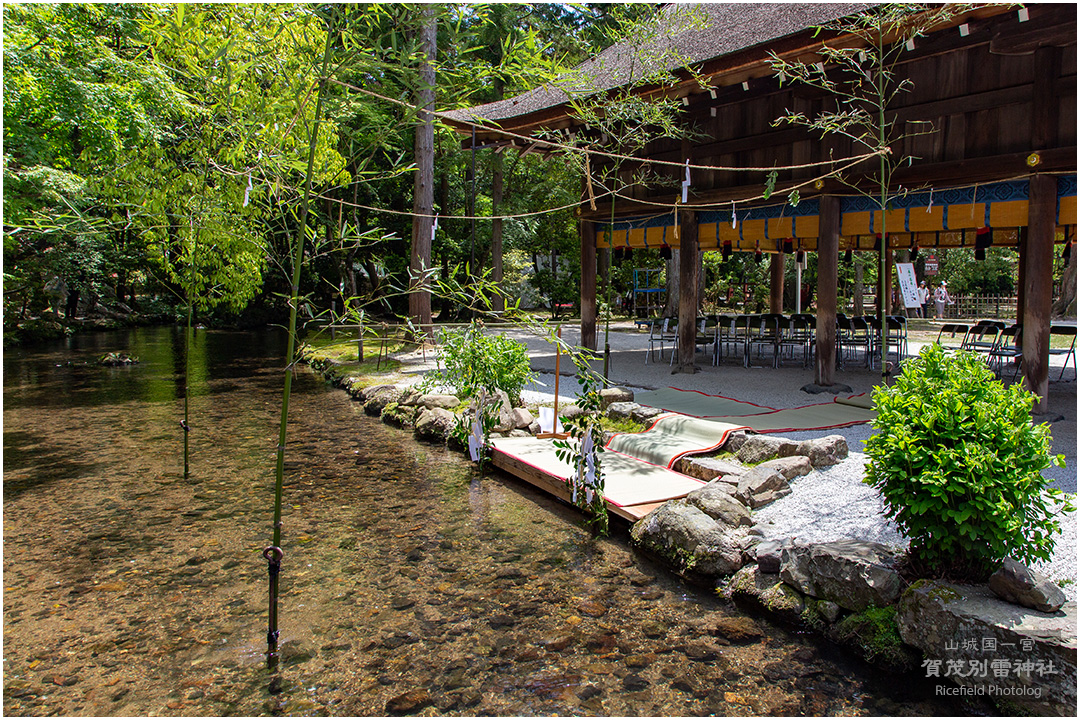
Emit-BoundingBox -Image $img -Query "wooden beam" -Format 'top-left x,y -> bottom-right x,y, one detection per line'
815,196 -> 840,386
1023,175 -> 1055,413
580,220 -> 597,351
580,147 -> 1078,221
676,209 -> 700,373
1032,46 -> 1060,152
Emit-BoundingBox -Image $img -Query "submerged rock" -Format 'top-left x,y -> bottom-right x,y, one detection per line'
97,352 -> 139,366
386,689 -> 433,715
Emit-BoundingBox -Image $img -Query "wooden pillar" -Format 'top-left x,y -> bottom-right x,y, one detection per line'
579,220 -> 597,351
1023,175 -> 1055,413
769,252 -> 785,313
815,196 -> 840,386
676,209 -> 699,373
1016,227 -> 1027,324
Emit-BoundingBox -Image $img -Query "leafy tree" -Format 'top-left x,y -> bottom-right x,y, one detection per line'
3,3 -> 191,319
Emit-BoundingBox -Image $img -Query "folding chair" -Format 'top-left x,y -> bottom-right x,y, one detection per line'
1049,325 -> 1076,380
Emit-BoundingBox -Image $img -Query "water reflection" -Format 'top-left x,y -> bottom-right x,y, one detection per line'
3,327 -> 980,716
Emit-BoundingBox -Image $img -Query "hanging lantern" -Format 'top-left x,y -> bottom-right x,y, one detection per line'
624,247 -> 633,261
796,251 -> 806,265
974,227 -> 991,261
1063,240 -> 1072,261
783,239 -> 794,254
722,242 -> 732,261
613,247 -> 624,261
755,244 -> 763,263
659,244 -> 673,260
845,249 -> 853,263
911,244 -> 919,261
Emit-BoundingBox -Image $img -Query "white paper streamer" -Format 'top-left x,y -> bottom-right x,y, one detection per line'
243,173 -> 252,207
431,213 -> 439,242
467,403 -> 483,462
681,159 -> 690,203
731,201 -> 737,229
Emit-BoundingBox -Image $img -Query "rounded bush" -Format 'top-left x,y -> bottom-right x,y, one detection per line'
864,344 -> 1070,577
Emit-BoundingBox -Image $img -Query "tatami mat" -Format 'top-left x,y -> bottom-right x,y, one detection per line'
605,414 -> 748,468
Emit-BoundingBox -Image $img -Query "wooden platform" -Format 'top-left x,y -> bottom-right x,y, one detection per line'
489,436 -> 705,522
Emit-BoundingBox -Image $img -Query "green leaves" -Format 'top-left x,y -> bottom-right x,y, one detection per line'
762,170 -> 777,201
865,344 -> 1074,577
422,320 -> 534,405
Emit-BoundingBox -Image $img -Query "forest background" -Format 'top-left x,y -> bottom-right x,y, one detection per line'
3,3 -> 1030,344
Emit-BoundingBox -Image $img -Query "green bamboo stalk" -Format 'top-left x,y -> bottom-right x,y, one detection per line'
266,12 -> 336,670
184,300 -> 192,479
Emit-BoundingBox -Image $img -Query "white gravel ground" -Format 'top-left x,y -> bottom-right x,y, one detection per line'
394,323 -> 1078,599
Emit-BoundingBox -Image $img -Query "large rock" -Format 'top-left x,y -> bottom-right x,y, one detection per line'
363,385 -> 404,416
631,500 -> 745,578
756,456 -> 813,480
419,393 -> 461,410
631,405 -> 664,425
509,407 -> 534,430
735,467 -> 790,509
795,435 -> 848,467
736,435 -> 799,464
989,558 -> 1067,613
685,483 -> 752,527
674,456 -> 747,483
600,387 -> 634,409
720,565 -> 807,626
414,407 -> 456,442
780,540 -> 903,612
755,538 -> 790,574
724,431 -> 750,452
381,402 -> 418,428
897,580 -> 1077,715
606,401 -> 638,421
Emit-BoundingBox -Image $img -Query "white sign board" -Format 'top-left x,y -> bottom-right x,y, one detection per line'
896,263 -> 922,309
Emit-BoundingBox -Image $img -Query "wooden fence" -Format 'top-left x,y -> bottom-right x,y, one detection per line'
942,295 -> 1018,320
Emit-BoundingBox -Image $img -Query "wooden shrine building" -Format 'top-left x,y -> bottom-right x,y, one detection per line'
445,3 -> 1077,412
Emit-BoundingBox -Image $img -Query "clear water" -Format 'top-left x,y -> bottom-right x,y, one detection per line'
3,327 -> 980,716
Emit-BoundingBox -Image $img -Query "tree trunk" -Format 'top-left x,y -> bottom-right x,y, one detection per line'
662,250 -> 679,317
491,79 -> 505,314
853,257 -> 864,316
408,5 -> 436,340
1052,233 -> 1077,318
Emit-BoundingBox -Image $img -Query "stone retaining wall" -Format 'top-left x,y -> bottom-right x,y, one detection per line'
302,352 -> 1076,715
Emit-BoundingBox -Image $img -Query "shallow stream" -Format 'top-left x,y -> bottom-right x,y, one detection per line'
3,327 -> 982,716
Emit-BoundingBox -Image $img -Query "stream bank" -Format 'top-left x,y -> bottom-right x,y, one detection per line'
302,341 -> 1076,716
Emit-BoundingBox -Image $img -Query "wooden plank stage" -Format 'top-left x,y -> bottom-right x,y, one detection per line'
489,436 -> 705,523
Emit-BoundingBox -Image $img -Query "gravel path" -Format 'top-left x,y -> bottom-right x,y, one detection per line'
393,323 -> 1078,600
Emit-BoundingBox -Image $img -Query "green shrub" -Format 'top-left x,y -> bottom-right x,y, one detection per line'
425,320 -> 534,405
864,344 -> 1071,578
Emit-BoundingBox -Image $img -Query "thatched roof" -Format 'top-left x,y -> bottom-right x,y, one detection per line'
444,3 -> 874,130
